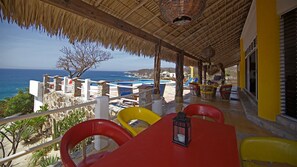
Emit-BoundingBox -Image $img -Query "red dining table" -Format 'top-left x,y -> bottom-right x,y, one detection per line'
90,113 -> 240,167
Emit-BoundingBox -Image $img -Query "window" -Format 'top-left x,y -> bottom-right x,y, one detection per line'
245,38 -> 258,99
281,8 -> 297,119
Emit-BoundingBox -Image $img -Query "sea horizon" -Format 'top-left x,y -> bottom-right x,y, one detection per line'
0,68 -> 139,100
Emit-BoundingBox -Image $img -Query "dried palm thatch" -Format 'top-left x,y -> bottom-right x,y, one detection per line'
0,0 -> 252,68
0,0 -> 196,66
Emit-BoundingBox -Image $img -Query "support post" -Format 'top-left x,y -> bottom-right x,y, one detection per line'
63,77 -> 68,93
73,78 -> 81,97
203,65 -> 207,84
153,40 -> 161,100
97,81 -> 109,96
218,63 -> 225,85
198,60 -> 203,84
43,74 -> 50,94
84,79 -> 90,101
175,52 -> 184,103
94,96 -> 109,150
54,75 -> 62,91
138,85 -> 152,110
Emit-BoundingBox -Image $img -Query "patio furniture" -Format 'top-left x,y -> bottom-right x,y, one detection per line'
60,119 -> 132,167
90,113 -> 240,167
145,83 -> 166,97
240,137 -> 297,166
200,85 -> 215,100
117,82 -> 138,106
117,107 -> 161,136
220,84 -> 232,100
189,83 -> 200,96
183,104 -> 225,123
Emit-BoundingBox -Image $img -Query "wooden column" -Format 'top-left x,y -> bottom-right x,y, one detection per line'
43,74 -> 50,94
73,78 -> 82,97
175,52 -> 184,103
153,40 -> 161,100
198,60 -> 203,84
218,63 -> 225,85
203,65 -> 207,84
54,75 -> 62,91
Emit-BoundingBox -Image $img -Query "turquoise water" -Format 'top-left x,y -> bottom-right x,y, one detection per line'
0,69 -> 139,100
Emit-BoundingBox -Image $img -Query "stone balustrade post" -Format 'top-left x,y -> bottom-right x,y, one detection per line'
138,85 -> 152,110
54,75 -> 62,91
73,78 -> 82,97
62,77 -> 68,93
97,81 -> 109,96
84,79 -> 90,101
94,96 -> 109,150
43,74 -> 50,94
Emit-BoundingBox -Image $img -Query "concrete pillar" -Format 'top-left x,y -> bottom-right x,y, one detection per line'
94,96 -> 109,150
138,85 -> 152,110
62,77 -> 68,93
84,79 -> 90,101
256,0 -> 280,121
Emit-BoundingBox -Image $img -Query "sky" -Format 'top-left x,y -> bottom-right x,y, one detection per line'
0,21 -> 175,71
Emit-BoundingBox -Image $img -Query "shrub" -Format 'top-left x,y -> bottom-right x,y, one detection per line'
4,88 -> 34,117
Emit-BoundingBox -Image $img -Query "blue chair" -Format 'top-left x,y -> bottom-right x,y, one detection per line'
145,83 -> 166,97
184,78 -> 193,87
117,82 -> 133,96
117,82 -> 137,106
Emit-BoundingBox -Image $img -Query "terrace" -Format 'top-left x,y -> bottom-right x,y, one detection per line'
0,0 -> 297,166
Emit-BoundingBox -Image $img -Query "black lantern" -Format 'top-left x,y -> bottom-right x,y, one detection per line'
173,112 -> 191,147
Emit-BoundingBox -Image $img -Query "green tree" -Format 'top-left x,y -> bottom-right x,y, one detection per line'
4,88 -> 34,117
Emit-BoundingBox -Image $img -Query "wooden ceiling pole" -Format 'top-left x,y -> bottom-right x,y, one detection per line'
198,60 -> 203,84
41,0 -> 199,61
175,51 -> 184,103
153,40 -> 161,100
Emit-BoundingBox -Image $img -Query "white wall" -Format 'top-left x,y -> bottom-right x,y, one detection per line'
241,0 -> 257,51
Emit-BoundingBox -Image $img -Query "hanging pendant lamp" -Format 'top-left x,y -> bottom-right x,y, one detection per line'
160,0 -> 206,26
201,45 -> 215,59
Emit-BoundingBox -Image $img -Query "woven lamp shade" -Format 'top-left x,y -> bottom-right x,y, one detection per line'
202,45 -> 215,59
160,0 -> 206,26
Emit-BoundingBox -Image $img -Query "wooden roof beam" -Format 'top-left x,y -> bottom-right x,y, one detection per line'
41,0 -> 199,61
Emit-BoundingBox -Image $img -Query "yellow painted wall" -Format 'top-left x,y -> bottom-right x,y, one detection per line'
256,0 -> 280,121
239,39 -> 245,89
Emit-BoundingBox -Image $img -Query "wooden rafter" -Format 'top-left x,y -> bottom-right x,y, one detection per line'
123,0 -> 148,20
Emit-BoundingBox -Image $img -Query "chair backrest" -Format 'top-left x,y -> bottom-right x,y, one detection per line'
240,137 -> 297,166
60,119 -> 132,167
117,107 -> 161,136
220,84 -> 232,92
183,104 -> 225,123
117,82 -> 133,96
159,83 -> 166,96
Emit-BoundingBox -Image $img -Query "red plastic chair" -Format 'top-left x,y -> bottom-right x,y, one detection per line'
183,104 -> 225,123
60,119 -> 133,167
219,84 -> 232,100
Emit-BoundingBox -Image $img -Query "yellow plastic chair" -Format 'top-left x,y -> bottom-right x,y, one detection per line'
117,107 -> 161,137
240,137 -> 297,167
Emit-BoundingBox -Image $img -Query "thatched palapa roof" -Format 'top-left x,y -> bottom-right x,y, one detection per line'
0,0 -> 252,67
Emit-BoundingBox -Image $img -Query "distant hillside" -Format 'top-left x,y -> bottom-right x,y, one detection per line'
127,67 -> 190,79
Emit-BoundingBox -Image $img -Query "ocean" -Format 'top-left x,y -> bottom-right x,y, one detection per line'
0,69 -> 139,100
